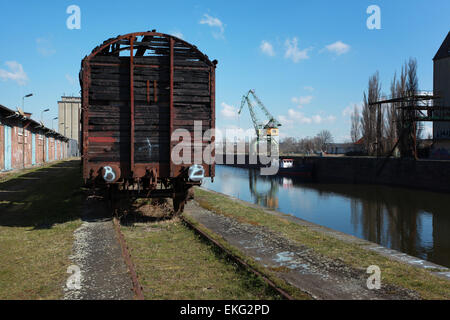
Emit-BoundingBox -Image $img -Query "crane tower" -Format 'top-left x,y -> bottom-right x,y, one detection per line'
238,89 -> 282,155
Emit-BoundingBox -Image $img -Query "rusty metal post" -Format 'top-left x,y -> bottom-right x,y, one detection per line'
130,36 -> 135,176
82,59 -> 90,176
22,127 -> 25,169
210,65 -> 216,178
169,37 -> 174,177
43,132 -> 45,163
146,80 -> 150,104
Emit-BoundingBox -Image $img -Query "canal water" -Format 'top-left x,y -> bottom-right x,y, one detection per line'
203,165 -> 450,268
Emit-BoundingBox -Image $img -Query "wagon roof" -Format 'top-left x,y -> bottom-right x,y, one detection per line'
83,30 -> 217,67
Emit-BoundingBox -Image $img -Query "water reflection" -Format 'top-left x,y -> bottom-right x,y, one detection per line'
203,165 -> 450,268
248,170 -> 279,209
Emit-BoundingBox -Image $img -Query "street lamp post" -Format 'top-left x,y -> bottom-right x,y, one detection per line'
52,117 -> 58,131
22,93 -> 33,110
41,108 -> 50,163
19,94 -> 33,169
41,108 -> 50,124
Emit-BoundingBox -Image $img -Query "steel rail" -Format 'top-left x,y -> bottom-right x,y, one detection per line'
180,215 -> 295,300
113,217 -> 145,300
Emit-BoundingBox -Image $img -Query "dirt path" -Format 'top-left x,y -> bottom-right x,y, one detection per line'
185,202 -> 420,300
64,195 -> 134,300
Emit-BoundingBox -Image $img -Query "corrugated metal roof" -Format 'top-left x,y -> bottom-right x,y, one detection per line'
433,31 -> 450,61
0,103 -> 69,141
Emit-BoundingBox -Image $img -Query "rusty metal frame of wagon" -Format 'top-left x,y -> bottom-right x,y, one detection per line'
80,31 -> 217,188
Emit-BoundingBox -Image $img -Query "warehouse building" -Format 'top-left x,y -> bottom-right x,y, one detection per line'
0,104 -> 70,172
431,31 -> 450,159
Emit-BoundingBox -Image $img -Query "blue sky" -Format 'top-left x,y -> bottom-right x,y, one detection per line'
0,0 -> 448,141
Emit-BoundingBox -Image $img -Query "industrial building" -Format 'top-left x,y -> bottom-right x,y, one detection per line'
0,104 -> 70,172
58,96 -> 81,144
326,140 -> 364,155
431,31 -> 450,158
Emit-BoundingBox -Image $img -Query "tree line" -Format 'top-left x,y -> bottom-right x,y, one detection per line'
351,57 -> 426,157
279,130 -> 333,154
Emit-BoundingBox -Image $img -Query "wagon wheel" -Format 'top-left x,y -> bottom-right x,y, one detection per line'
173,193 -> 187,216
172,187 -> 194,216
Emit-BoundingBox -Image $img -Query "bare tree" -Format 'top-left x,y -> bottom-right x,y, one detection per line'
361,72 -> 381,155
280,131 -> 335,155
395,58 -> 419,158
316,130 -> 333,151
361,92 -> 372,154
368,72 -> 383,156
358,57 -> 420,158
407,58 -> 422,146
386,72 -> 398,152
350,104 -> 360,143
395,63 -> 408,157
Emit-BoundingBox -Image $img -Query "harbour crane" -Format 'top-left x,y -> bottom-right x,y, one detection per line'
238,89 -> 282,154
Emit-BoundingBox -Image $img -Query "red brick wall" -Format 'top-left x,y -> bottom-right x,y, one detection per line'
49,137 -> 55,161
36,133 -> 45,164
11,126 -> 23,169
1,121 -> 68,171
24,128 -> 32,167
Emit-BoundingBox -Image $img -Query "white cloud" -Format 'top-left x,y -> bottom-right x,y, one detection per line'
0,61 -> 28,86
279,109 -> 336,127
171,31 -> 184,39
304,86 -> 314,92
36,38 -> 56,57
280,109 -> 312,125
342,106 -> 352,117
199,14 -> 225,39
260,40 -> 275,56
291,95 -> 313,108
284,37 -> 312,63
289,109 -> 312,124
65,74 -> 76,85
278,115 -> 293,126
220,102 -> 238,119
342,102 -> 363,117
325,41 -> 350,55
312,114 -> 336,124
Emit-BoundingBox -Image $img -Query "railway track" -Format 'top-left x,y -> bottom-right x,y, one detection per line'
111,199 -> 294,300
179,216 -> 294,300
113,217 -> 144,300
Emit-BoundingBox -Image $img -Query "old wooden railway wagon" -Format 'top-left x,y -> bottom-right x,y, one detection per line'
80,31 -> 217,213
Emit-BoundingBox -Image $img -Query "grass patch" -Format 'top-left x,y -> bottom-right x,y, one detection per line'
194,188 -> 450,300
0,159 -> 75,184
121,216 -> 283,300
0,160 -> 83,299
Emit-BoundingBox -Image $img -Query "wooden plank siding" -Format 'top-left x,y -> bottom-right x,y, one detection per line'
81,32 -> 216,179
